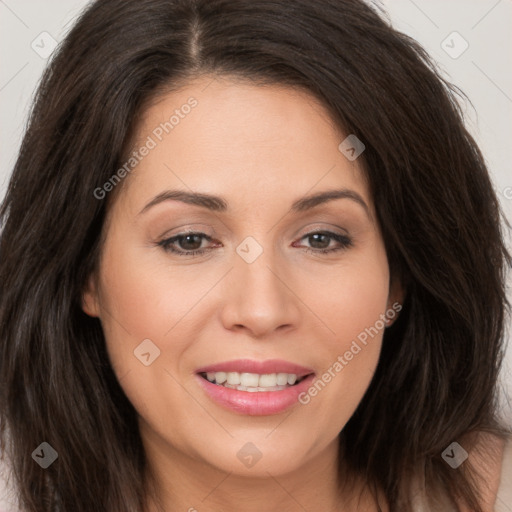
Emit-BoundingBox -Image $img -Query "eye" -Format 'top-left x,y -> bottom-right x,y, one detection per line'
294,231 -> 353,254
156,230 -> 353,257
157,232 -> 216,257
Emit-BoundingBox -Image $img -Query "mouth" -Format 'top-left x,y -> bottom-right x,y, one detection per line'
198,371 -> 312,392
194,359 -> 316,415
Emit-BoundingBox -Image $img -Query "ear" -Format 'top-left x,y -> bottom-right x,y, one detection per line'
386,276 -> 406,326
81,273 -> 101,317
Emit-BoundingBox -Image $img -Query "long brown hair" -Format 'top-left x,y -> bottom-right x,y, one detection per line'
1,1 -> 510,510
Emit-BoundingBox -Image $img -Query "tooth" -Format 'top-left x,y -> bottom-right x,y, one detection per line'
276,373 -> 288,385
204,370 -> 303,390
215,371 -> 227,384
226,372 -> 241,385
240,373 -> 259,387
287,374 -> 297,385
258,373 -> 277,387
218,381 -> 294,392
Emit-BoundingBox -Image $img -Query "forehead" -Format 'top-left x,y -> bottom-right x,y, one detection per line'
115,76 -> 372,219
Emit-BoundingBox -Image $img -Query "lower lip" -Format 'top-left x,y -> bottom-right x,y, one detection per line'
195,373 -> 316,416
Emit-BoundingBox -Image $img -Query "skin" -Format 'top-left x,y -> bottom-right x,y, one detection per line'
82,75 -> 407,511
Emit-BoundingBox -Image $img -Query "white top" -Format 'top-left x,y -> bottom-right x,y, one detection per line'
1,438 -> 511,511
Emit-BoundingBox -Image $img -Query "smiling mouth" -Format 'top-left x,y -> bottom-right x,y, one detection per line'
198,371 -> 312,392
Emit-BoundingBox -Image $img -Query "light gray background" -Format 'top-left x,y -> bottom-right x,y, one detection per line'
1,0 -> 511,425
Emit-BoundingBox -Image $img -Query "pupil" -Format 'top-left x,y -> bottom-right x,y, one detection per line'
310,233 -> 329,249
181,234 -> 202,250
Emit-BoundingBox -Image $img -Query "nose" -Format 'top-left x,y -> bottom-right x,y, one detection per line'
219,245 -> 302,338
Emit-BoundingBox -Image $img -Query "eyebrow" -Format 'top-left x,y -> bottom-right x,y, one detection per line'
139,188 -> 370,217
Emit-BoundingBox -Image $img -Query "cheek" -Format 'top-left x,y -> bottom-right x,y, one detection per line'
97,237 -> 217,350
299,249 -> 390,437
309,243 -> 390,350
95,237 -> 231,423
334,269 -> 389,345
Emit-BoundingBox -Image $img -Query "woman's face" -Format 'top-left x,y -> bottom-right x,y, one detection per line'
83,76 -> 402,478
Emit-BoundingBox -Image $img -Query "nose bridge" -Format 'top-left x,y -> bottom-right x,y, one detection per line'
220,235 -> 300,336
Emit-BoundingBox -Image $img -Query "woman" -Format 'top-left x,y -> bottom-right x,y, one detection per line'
1,0 -> 511,511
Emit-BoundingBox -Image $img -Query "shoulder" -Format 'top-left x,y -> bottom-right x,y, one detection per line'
0,453 -> 20,511
457,430 -> 511,512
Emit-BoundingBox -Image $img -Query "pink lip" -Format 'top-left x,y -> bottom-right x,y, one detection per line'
195,358 -> 314,378
195,359 -> 316,416
195,373 -> 316,416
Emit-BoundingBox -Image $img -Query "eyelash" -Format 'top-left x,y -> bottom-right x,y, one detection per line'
156,230 -> 353,257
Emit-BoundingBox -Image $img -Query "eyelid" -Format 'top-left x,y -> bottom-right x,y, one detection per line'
158,223 -> 215,238
294,222 -> 350,238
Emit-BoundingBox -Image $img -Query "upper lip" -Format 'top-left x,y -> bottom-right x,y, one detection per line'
196,359 -> 315,378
